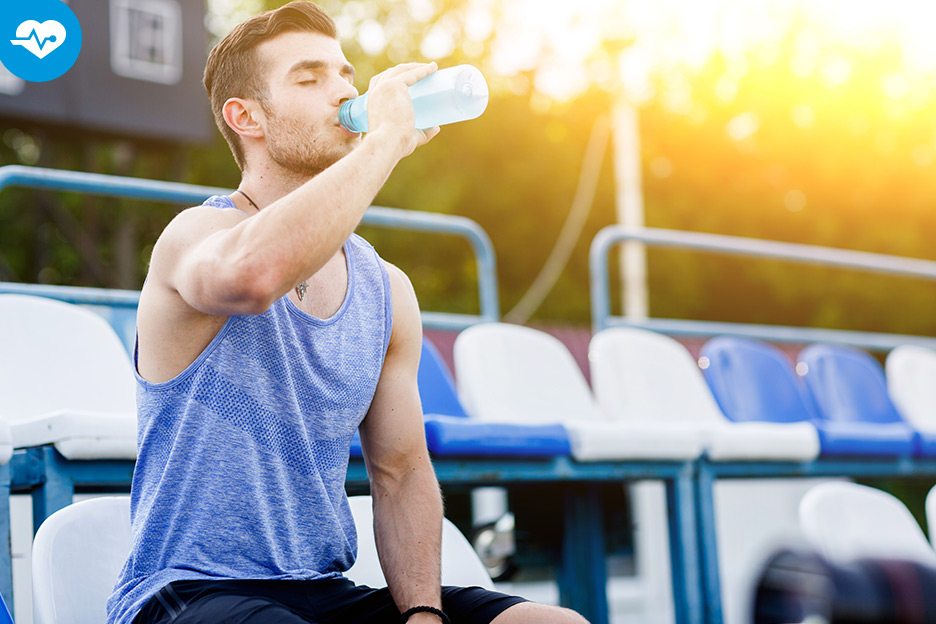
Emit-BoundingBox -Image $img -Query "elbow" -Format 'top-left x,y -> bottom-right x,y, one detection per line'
202,254 -> 280,315
231,263 -> 280,314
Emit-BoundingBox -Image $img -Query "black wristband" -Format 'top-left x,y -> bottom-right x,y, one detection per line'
400,605 -> 451,624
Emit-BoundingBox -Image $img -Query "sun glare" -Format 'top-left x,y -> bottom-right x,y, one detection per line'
485,0 -> 936,103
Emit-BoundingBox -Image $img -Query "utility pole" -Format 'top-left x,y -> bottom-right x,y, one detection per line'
612,87 -> 648,321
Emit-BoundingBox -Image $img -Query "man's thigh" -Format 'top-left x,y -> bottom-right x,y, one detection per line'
135,578 -> 527,624
134,580 -> 315,624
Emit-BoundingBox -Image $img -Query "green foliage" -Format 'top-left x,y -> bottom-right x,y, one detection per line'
4,1 -> 936,337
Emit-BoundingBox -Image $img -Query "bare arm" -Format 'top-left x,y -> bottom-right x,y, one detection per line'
359,264 -> 445,623
155,62 -> 440,317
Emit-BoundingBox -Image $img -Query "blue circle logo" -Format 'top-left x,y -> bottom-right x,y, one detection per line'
0,0 -> 82,83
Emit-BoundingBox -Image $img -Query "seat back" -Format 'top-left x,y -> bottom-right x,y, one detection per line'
32,496 -> 132,624
0,295 -> 136,421
799,344 -> 903,424
590,327 -> 725,425
32,496 -> 491,624
799,482 -> 936,566
886,345 -> 936,433
345,496 -> 493,589
418,337 -> 468,418
926,484 -> 936,550
701,336 -> 815,424
453,323 -> 604,424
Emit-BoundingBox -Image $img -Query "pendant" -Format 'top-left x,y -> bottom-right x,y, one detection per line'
296,281 -> 308,301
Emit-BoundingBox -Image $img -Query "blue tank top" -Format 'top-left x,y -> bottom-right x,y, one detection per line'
107,196 -> 394,624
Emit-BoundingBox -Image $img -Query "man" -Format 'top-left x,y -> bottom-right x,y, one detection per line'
107,2 -> 588,623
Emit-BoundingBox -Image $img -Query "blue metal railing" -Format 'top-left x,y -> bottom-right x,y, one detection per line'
590,225 -> 936,350
0,165 -> 499,341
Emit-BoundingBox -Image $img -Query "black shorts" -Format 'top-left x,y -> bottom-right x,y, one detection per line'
133,576 -> 528,624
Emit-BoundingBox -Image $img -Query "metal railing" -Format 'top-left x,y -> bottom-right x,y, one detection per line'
0,165 -> 499,344
590,225 -> 936,351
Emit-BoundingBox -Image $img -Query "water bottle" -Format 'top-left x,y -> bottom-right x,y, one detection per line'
339,64 -> 489,134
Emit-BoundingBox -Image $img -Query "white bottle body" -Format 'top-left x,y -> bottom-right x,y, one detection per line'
339,64 -> 489,133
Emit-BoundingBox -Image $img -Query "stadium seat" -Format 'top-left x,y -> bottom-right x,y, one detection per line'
799,482 -> 936,566
701,336 -> 913,457
926,484 -> 936,550
418,337 -> 469,419
590,327 -> 819,461
345,496 -> 494,589
351,336 -> 572,458
454,323 -> 702,462
419,336 -> 570,457
31,495 -> 490,624
798,344 -> 918,456
0,294 -> 137,460
591,328 -> 823,624
0,593 -> 10,624
886,345 -> 936,455
32,497 -> 131,624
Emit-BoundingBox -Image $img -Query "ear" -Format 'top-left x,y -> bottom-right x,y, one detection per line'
222,97 -> 265,140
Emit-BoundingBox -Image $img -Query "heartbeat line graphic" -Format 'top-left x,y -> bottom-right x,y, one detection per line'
13,28 -> 58,50
10,20 -> 67,60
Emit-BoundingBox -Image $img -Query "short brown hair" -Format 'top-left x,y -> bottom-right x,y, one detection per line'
204,1 -> 337,171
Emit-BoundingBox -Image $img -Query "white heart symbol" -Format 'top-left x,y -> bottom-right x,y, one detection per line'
11,20 -> 67,60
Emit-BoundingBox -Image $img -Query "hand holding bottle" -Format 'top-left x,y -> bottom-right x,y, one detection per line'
341,64 -> 489,134
358,62 -> 441,157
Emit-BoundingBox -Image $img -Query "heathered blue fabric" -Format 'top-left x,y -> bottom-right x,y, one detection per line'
107,195 -> 394,624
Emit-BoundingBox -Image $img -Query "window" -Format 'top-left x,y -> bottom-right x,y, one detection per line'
110,0 -> 182,85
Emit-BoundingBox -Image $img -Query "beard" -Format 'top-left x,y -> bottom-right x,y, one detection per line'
263,105 -> 358,179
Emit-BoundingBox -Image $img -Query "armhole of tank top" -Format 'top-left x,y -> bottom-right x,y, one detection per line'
133,316 -> 237,390
379,257 -> 393,358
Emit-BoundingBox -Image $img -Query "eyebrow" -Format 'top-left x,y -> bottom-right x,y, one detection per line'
286,59 -> 356,82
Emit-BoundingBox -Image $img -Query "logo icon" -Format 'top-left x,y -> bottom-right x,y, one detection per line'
0,0 -> 82,83
11,20 -> 67,60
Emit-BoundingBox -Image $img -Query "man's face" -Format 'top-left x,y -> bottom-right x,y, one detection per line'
254,31 -> 361,178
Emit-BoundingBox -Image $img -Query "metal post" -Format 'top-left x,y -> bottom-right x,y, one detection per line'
667,464 -> 704,624
559,484 -> 609,624
30,448 -> 74,535
693,462 -> 723,624
0,463 -> 11,613
612,97 -> 648,321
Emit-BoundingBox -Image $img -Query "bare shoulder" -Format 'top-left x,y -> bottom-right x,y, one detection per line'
149,205 -> 247,277
381,261 -> 421,353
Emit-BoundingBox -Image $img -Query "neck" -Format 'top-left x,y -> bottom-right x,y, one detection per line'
239,161 -> 317,212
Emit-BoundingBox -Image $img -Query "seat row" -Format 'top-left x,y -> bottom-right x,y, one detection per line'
418,324 -> 936,463
6,292 -> 936,479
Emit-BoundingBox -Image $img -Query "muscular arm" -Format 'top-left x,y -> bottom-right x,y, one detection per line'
154,62 -> 440,318
359,264 -> 445,621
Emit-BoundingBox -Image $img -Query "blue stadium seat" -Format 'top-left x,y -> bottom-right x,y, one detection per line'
798,344 -> 920,457
701,336 -> 913,457
352,336 -> 571,458
418,337 -> 469,419
701,336 -> 817,425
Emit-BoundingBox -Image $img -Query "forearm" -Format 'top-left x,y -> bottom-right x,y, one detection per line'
371,456 -> 445,616
227,130 -> 403,298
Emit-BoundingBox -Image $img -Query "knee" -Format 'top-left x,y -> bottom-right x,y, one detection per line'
493,601 -> 590,623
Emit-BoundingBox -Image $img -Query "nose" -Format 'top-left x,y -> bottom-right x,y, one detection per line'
335,78 -> 359,106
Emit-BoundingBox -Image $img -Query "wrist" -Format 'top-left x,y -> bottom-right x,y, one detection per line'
400,606 -> 449,624
363,126 -> 414,162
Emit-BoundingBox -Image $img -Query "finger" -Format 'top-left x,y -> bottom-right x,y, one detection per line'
418,126 -> 441,145
370,62 -> 435,85
396,61 -> 438,87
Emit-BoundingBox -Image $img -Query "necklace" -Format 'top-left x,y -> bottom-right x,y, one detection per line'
236,188 -> 259,212
235,189 -> 310,301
